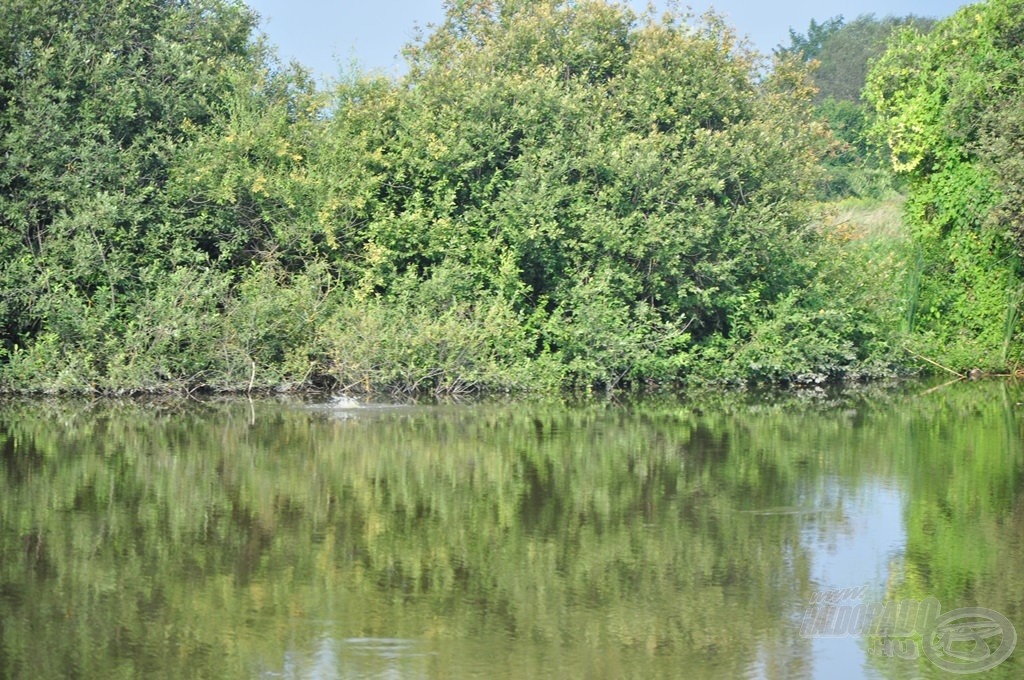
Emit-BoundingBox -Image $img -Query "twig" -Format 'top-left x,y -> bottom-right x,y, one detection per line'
247,358 -> 256,395
904,347 -> 965,378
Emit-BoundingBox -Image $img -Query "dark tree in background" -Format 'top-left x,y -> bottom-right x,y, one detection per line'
778,14 -> 936,199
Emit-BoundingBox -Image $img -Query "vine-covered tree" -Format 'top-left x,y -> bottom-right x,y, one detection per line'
865,0 -> 1024,370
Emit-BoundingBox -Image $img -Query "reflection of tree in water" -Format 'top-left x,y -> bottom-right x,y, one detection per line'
1,383 -> 1020,678
865,382 -> 1024,679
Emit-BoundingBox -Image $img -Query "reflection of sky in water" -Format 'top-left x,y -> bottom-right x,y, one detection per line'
805,479 -> 905,593
804,480 -> 905,680
748,478 -> 907,680
269,636 -> 435,679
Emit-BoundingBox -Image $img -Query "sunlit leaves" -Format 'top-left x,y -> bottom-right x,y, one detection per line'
0,0 -> 268,367
0,0 -> 891,392
348,0 -> 831,387
864,0 -> 1024,370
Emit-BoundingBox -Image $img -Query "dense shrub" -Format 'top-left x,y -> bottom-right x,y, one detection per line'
0,0 -> 934,393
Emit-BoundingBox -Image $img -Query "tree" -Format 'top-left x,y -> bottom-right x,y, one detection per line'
0,0 -> 898,392
356,0 -> 833,386
0,0 -> 277,385
779,14 -> 936,199
781,15 -> 936,104
865,0 -> 1024,370
778,16 -> 846,64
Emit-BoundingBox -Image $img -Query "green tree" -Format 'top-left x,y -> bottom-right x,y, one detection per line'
165,63 -> 329,270
780,14 -> 936,199
782,15 -> 936,104
0,0 -> 345,392
865,0 -> 1024,370
0,0 -> 267,362
326,0 -> 840,388
0,0 -> 905,393
778,15 -> 846,64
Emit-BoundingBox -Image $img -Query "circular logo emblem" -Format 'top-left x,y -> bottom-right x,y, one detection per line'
922,607 -> 1017,674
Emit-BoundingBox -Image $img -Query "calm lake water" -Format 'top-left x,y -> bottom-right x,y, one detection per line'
1,381 -> 1022,679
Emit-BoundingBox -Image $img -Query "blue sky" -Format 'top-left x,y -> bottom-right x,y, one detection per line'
244,0 -> 970,80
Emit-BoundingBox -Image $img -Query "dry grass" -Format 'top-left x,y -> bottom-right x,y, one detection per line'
822,194 -> 909,243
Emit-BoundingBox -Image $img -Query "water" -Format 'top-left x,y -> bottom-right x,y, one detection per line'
1,381 -> 1021,679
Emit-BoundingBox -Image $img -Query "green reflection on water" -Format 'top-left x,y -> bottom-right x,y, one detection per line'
0,383 -> 1021,679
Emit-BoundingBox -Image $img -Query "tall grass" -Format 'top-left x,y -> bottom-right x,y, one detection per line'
1002,285 -> 1023,368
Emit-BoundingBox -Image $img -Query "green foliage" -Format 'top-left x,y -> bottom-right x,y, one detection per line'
336,0 -> 856,389
780,14 -> 936,200
781,14 -> 936,104
0,0 -> 915,393
865,0 -> 1024,371
0,0 -> 264,346
167,64 -> 333,269
780,15 -> 846,61
814,97 -> 898,199
690,197 -> 912,384
319,267 -> 556,395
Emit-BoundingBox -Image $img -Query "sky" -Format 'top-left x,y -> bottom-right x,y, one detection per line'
244,0 -> 970,81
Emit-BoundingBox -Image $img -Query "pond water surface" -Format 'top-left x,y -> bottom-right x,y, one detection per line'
1,381 -> 1022,679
